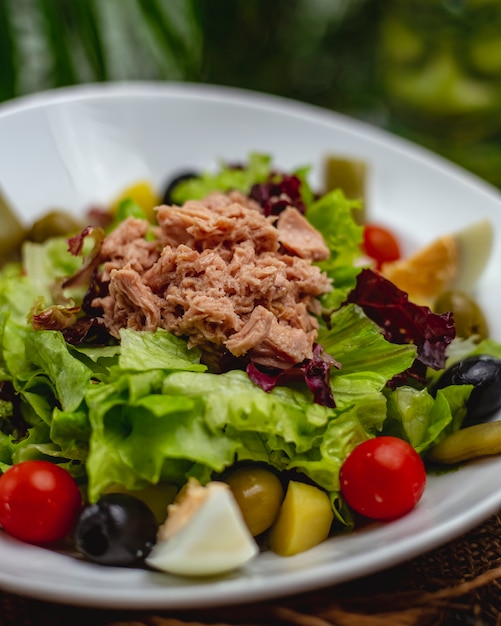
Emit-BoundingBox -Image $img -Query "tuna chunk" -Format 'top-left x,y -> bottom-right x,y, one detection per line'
98,217 -> 161,280
276,207 -> 329,261
99,266 -> 164,337
91,192 -> 332,368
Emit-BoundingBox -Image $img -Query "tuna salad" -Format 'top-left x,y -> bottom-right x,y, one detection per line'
0,151 -> 500,573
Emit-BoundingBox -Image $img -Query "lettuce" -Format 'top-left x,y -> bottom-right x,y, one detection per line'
383,384 -> 472,453
80,303 -> 419,504
307,189 -> 364,309
0,153 -> 485,531
171,152 -> 272,204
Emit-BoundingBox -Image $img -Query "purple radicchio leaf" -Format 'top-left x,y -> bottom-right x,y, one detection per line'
247,344 -> 340,407
249,174 -> 306,216
346,268 -> 456,372
62,226 -> 106,290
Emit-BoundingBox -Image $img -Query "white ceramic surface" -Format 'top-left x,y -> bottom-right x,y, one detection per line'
0,82 -> 500,609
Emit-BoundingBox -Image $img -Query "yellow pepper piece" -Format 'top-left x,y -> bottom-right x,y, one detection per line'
269,480 -> 334,557
109,180 -> 161,223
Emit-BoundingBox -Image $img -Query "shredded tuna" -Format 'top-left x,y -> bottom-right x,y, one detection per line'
276,207 -> 329,261
91,192 -> 332,368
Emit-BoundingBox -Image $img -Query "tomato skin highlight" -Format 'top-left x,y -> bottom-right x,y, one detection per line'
339,437 -> 426,521
363,224 -> 401,269
0,461 -> 82,544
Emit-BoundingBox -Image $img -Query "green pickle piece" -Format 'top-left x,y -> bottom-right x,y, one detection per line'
324,155 -> 367,223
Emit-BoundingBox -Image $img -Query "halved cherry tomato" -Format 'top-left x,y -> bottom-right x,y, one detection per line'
340,436 -> 426,520
0,460 -> 82,544
363,224 -> 401,269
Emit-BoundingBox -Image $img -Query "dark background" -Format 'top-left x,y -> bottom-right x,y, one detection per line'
2,0 -> 501,187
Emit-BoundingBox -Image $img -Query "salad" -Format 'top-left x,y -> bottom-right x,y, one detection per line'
0,152 -> 500,577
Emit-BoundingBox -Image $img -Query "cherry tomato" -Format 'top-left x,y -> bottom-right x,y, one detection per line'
339,437 -> 426,520
0,460 -> 82,544
363,224 -> 401,269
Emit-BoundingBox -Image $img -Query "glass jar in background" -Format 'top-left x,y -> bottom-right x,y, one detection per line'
376,0 -> 501,187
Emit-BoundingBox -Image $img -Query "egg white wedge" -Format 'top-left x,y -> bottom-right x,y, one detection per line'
450,218 -> 494,292
381,218 -> 494,306
145,480 -> 259,577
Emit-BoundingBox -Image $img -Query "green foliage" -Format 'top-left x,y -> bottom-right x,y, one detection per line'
0,0 -> 202,102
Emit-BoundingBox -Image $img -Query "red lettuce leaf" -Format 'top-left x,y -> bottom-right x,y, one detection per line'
247,344 -> 340,407
346,268 -> 455,371
61,316 -> 112,346
31,303 -> 81,331
249,174 -> 306,216
63,226 -> 105,290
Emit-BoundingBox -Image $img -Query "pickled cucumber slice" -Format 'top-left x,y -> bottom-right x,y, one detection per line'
324,155 -> 367,223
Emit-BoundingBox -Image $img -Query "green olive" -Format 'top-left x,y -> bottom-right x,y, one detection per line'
28,210 -> 83,243
434,290 -> 489,341
103,482 -> 177,525
225,466 -> 284,536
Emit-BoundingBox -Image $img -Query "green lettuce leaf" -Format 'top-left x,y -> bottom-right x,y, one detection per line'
118,327 -> 206,372
306,189 -> 364,308
22,237 -> 85,305
171,152 -> 272,204
383,384 -> 472,453
319,303 -> 418,381
83,303 -> 417,507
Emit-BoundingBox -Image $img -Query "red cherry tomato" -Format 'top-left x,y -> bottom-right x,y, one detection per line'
340,436 -> 426,520
0,460 -> 82,544
363,224 -> 401,269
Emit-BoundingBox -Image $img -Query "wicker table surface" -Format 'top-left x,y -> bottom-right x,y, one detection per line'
1,512 -> 501,626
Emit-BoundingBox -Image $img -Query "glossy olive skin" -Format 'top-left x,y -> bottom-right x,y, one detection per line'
225,466 -> 284,536
162,171 -> 199,205
434,290 -> 489,341
75,493 -> 158,566
431,355 -> 501,424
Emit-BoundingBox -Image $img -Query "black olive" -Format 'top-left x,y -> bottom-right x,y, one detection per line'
75,493 -> 158,566
162,170 -> 199,205
430,355 -> 501,424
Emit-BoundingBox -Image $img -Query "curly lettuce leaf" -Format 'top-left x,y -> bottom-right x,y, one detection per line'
319,303 -> 418,382
118,327 -> 206,373
83,305 -> 417,506
383,384 -> 472,453
171,152 -> 272,204
306,189 -> 364,309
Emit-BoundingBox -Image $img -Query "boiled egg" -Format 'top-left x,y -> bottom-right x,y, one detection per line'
145,478 -> 259,577
381,218 -> 493,306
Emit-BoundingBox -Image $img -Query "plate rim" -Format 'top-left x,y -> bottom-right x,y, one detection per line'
0,79 -> 500,202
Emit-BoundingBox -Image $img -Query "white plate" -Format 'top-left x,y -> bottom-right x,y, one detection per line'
0,82 -> 501,610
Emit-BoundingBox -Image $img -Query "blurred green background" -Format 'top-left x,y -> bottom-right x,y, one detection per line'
2,0 -> 501,187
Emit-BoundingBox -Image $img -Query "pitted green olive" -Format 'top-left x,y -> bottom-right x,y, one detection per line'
225,465 -> 284,536
434,290 -> 488,341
